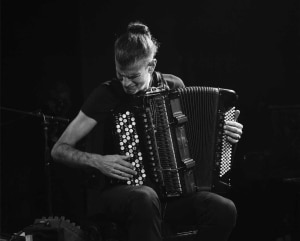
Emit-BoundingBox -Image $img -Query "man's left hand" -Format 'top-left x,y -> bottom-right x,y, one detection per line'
224,110 -> 243,144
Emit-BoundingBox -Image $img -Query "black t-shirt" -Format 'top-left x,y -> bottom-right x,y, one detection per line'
81,72 -> 185,198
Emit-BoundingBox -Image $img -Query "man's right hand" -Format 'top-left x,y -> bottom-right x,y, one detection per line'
91,154 -> 137,180
50,111 -> 137,181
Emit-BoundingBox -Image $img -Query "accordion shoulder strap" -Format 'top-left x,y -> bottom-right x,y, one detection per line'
153,71 -> 170,90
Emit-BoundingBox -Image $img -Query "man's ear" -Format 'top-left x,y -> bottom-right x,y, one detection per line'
148,58 -> 157,74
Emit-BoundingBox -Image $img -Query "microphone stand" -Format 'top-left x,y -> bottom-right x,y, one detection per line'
1,106 -> 69,217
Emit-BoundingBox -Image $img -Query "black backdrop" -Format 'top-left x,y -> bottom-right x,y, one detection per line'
1,0 -> 300,240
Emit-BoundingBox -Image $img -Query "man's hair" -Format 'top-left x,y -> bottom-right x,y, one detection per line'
114,21 -> 159,67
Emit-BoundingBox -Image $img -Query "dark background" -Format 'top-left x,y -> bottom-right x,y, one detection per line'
1,0 -> 300,240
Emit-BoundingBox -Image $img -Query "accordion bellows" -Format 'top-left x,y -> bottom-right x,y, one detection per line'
111,86 -> 237,199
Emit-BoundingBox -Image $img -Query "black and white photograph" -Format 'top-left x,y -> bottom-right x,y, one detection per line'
1,1 -> 299,241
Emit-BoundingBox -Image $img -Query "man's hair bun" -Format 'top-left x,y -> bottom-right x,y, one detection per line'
114,21 -> 159,66
127,22 -> 150,36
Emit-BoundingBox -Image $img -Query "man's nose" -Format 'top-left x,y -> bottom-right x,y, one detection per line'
122,78 -> 132,87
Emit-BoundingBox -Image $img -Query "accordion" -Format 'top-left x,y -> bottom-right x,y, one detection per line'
111,86 -> 238,199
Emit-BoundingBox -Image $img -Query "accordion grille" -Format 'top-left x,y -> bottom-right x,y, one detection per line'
147,95 -> 184,196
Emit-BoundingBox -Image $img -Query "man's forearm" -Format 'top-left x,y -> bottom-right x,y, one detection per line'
51,143 -> 94,168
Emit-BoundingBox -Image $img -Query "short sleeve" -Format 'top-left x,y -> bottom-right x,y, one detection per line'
81,83 -> 119,122
162,73 -> 185,90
